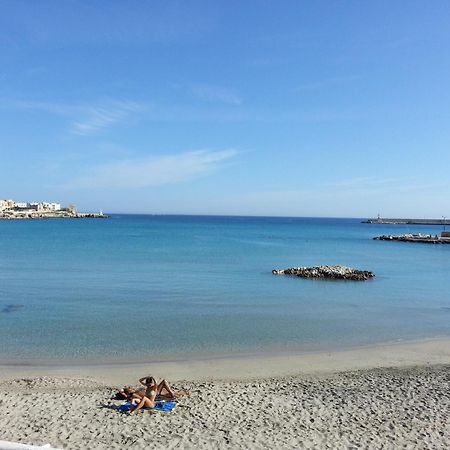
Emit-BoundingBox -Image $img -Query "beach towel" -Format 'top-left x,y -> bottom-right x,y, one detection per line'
118,401 -> 177,413
118,402 -> 132,412
152,401 -> 177,412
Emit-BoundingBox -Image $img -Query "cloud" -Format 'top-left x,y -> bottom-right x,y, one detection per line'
66,149 -> 238,189
70,101 -> 146,136
190,84 -> 242,105
3,95 -> 364,127
4,99 -> 82,116
3,98 -> 146,135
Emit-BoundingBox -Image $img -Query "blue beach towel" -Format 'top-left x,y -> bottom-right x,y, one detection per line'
153,401 -> 177,412
118,401 -> 177,413
118,401 -> 131,412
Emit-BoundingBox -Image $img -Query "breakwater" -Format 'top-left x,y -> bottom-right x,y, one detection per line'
272,265 -> 375,281
374,234 -> 450,244
0,212 -> 108,220
363,218 -> 450,225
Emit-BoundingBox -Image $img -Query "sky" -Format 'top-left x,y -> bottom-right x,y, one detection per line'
1,0 -> 450,217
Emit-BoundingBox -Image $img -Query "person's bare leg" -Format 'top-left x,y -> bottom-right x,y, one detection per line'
157,379 -> 189,399
130,396 -> 154,414
157,379 -> 176,398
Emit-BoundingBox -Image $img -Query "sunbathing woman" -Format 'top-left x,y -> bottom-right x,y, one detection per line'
138,375 -> 188,400
122,387 -> 156,415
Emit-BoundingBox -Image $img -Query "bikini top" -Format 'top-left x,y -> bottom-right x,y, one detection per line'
146,387 -> 156,398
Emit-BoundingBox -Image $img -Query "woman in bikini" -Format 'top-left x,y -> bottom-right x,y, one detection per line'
138,375 -> 188,400
118,377 -> 188,414
120,387 -> 156,414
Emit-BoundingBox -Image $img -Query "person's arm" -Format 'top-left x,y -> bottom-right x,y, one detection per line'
138,377 -> 147,387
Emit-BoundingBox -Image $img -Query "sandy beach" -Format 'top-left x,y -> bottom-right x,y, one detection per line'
0,339 -> 449,449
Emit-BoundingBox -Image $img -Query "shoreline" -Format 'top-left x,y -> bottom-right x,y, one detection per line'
1,337 -> 449,385
1,334 -> 448,365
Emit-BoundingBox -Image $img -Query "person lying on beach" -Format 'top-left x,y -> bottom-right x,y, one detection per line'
138,375 -> 189,400
120,387 -> 156,415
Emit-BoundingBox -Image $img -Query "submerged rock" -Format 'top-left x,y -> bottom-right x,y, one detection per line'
272,265 -> 375,281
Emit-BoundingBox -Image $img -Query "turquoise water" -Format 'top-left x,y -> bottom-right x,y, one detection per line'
0,215 -> 449,363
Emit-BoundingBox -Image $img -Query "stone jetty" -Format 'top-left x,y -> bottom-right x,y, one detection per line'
272,265 -> 375,281
374,234 -> 450,244
363,217 -> 450,225
0,211 -> 107,220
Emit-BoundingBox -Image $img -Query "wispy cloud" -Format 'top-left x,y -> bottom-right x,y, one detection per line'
3,95 -> 366,126
190,84 -> 242,105
66,149 -> 238,189
4,99 -> 82,116
3,98 -> 147,135
70,101 -> 146,136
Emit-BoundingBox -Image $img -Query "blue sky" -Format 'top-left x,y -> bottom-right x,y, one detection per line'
1,0 -> 450,217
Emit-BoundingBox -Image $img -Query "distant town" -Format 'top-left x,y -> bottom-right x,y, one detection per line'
0,199 -> 106,220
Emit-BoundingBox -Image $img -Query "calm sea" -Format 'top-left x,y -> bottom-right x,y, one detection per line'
0,215 -> 449,363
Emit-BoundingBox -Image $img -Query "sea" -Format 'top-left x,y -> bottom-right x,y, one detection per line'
0,215 -> 449,364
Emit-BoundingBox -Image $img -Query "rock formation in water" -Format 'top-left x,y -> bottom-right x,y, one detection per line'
272,265 -> 375,281
374,234 -> 450,244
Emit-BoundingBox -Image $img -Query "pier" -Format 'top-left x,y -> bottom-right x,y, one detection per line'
363,218 -> 450,225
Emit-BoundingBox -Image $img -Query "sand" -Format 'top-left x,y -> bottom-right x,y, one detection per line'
0,339 -> 449,449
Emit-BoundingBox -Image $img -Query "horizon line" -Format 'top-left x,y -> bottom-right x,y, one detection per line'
82,212 -> 445,221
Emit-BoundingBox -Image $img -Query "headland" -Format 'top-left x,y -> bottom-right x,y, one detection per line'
0,199 -> 106,220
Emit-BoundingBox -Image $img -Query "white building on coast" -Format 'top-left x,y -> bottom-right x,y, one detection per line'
0,199 -> 104,219
0,199 -> 63,213
0,199 -> 15,211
